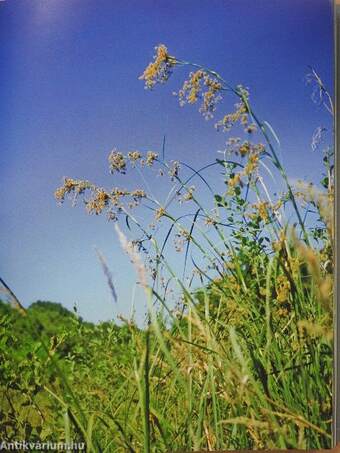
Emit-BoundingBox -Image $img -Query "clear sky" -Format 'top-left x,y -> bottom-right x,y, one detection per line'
0,0 -> 334,323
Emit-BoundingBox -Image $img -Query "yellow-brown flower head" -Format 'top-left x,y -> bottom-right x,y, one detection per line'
139,44 -> 176,89
177,70 -> 222,119
86,189 -> 110,215
228,173 -> 242,188
273,229 -> 286,252
55,178 -> 91,203
169,160 -> 180,179
243,152 -> 260,176
251,201 -> 270,222
108,150 -> 127,174
145,151 -> 158,166
182,185 -> 195,202
127,151 -> 142,165
155,206 -> 166,220
239,141 -> 251,157
276,275 -> 291,304
215,99 -> 249,132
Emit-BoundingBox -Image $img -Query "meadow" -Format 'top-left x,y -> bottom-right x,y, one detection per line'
0,45 -> 334,451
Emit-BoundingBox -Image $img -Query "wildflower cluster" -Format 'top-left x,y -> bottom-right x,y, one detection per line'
139,44 -> 176,89
222,140 -> 266,193
273,230 -> 287,252
174,230 -> 189,252
289,256 -> 301,275
86,188 -> 110,215
55,177 -> 146,219
55,178 -> 92,203
252,201 -> 270,222
176,70 -> 222,119
127,150 -> 142,165
276,275 -> 291,303
215,87 -> 255,133
108,149 -> 159,174
226,158 -> 260,192
154,206 -> 166,221
145,151 -> 159,166
228,173 -> 242,189
179,185 -> 195,203
168,160 -> 180,180
245,199 -> 283,227
223,138 -> 265,159
109,149 -> 127,174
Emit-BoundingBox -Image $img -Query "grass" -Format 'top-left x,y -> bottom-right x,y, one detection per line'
0,45 -> 334,451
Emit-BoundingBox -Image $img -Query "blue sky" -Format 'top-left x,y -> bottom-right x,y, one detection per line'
0,0 -> 334,323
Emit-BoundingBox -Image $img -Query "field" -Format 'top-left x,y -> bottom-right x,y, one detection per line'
0,45 -> 334,451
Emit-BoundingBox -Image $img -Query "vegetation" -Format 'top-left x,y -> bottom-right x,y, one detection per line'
1,45 -> 334,451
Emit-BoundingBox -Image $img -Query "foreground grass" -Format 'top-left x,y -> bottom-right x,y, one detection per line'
0,241 -> 333,451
